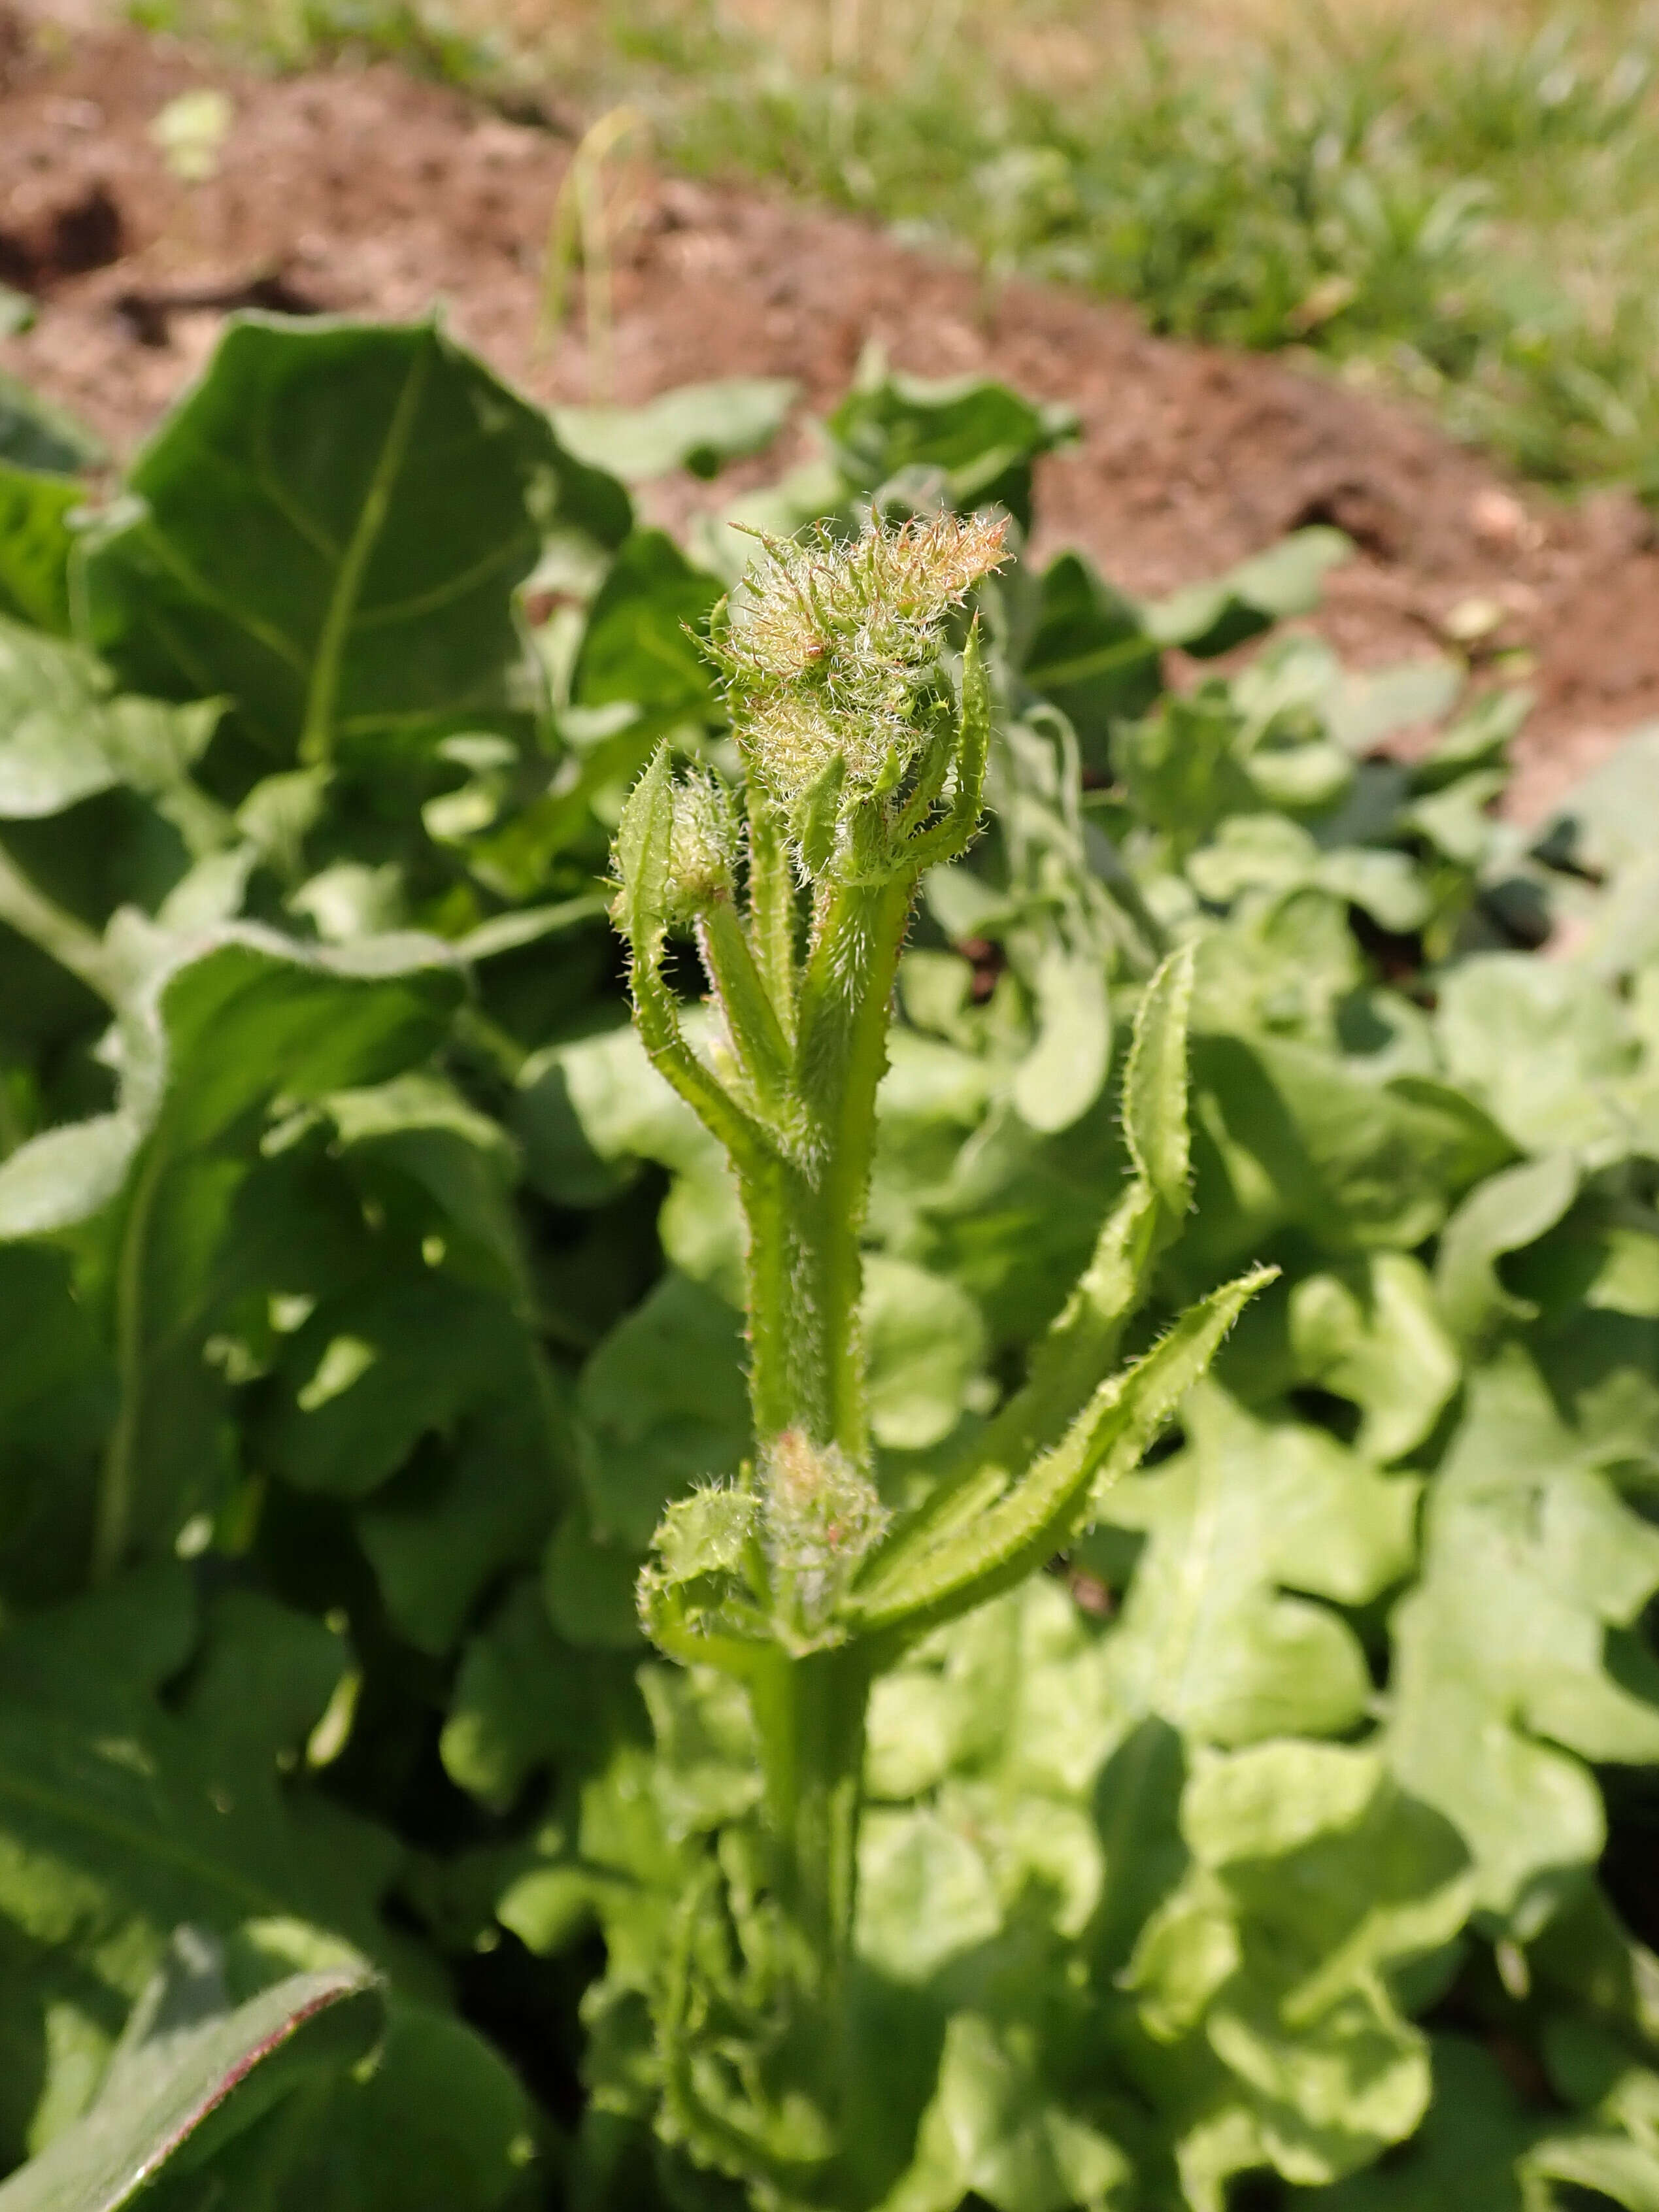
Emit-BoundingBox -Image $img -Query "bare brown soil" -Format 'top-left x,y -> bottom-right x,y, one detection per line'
3,8 -> 1656,818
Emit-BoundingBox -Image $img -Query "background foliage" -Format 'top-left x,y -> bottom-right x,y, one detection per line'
109,0 -> 1659,499
2,316 -> 1659,2207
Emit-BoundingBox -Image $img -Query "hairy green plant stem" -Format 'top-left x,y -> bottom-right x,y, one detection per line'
619,548 -> 1001,2156
743,874 -> 912,1467
746,1643 -> 872,1995
721,871 -> 912,2009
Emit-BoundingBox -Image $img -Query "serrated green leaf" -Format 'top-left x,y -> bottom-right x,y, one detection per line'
961,1177 -> 1161,1490
1435,1149 -> 1580,1343
611,743 -> 676,977
1288,1252 -> 1460,1462
792,749 -> 847,879
1386,1347 -> 1659,1932
1088,1384 -> 1418,1744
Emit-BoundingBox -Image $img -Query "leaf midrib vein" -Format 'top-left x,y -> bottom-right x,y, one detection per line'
299,343 -> 431,765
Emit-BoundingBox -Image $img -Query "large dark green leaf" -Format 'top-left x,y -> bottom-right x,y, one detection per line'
142,2002 -> 536,2212
0,1571 -> 396,1965
256,1273 -> 529,1501
0,1243 -> 114,1602
76,318 -> 629,777
0,1568 -> 537,2208
569,528 -> 722,720
0,930 -> 465,1567
577,1269 -> 750,1550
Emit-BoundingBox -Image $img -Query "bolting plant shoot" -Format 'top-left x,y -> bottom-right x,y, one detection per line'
607,511 -> 1273,2209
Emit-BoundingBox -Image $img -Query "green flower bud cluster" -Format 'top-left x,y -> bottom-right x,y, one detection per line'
760,1430 -> 889,1641
710,513 -> 1009,844
664,767 -> 740,924
635,1432 -> 890,1662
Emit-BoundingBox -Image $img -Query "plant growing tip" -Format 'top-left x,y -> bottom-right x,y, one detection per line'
611,511 -> 1010,1477
710,511 -> 1007,877
607,514 -> 1268,2205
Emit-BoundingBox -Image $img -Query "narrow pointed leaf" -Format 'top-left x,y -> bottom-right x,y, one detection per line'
847,1265 -> 1273,1639
697,901 -> 793,1115
612,751 -> 775,1177
954,1175 -> 1160,1489
794,751 -> 846,879
905,623 -> 993,870
611,743 -> 676,982
1122,943 -> 1196,1217
952,621 -> 992,834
